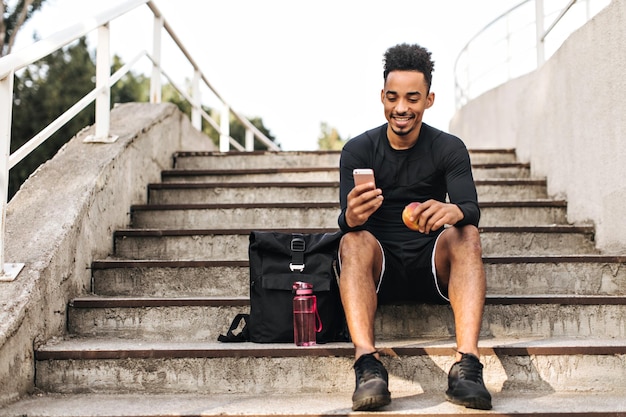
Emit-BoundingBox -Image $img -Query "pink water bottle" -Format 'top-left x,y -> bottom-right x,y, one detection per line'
292,281 -> 321,346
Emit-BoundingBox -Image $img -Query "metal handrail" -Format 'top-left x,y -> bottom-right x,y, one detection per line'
0,0 -> 279,281
541,0 -> 578,42
454,0 -> 610,108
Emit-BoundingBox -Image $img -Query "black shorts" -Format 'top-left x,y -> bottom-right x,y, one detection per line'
376,231 -> 450,305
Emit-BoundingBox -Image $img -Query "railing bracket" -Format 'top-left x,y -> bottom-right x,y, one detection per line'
0,263 -> 25,282
83,134 -> 120,144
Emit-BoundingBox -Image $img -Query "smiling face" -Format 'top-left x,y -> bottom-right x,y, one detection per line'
381,70 -> 434,149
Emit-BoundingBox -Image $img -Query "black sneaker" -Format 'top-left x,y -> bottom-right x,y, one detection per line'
445,352 -> 492,410
352,353 -> 392,411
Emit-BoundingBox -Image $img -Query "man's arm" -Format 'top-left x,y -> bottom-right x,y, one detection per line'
405,135 -> 480,234
338,148 -> 383,232
442,138 -> 480,227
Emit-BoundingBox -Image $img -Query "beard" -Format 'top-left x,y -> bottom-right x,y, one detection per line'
391,127 -> 411,136
390,124 -> 412,137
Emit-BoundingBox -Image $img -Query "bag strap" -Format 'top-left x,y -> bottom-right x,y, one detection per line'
289,233 -> 306,272
218,313 -> 250,342
313,296 -> 323,333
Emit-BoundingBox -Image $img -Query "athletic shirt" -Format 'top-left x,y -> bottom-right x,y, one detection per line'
338,123 -> 480,255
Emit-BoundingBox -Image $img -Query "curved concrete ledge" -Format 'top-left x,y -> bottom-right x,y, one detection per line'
450,0 -> 626,252
0,102 -> 214,405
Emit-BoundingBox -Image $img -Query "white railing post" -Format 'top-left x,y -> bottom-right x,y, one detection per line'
245,129 -> 254,151
150,15 -> 163,103
535,0 -> 546,67
505,12 -> 513,81
84,24 -> 117,143
220,104 -> 230,152
96,24 -> 111,140
88,23 -> 116,143
0,71 -> 24,281
191,69 -> 201,130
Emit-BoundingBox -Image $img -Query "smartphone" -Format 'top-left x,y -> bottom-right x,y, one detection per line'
353,168 -> 376,187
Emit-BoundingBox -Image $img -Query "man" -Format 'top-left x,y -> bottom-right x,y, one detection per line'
337,43 -> 492,411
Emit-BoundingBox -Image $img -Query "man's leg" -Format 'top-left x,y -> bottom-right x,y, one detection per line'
338,230 -> 390,411
434,224 -> 486,359
434,224 -> 492,410
338,230 -> 383,358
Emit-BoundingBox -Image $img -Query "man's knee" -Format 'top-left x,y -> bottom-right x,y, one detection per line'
441,225 -> 483,260
437,226 -> 485,290
339,231 -> 382,277
339,231 -> 378,257
452,224 -> 481,244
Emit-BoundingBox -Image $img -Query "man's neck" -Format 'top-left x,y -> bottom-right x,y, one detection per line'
387,124 -> 422,150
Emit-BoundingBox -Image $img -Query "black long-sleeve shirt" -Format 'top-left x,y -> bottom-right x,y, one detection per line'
338,123 -> 480,255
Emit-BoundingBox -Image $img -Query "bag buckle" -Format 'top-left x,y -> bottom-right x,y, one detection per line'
291,237 -> 305,252
289,263 -> 305,272
290,235 -> 306,272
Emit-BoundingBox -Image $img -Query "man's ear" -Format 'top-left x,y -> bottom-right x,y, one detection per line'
380,89 -> 385,104
426,91 -> 435,109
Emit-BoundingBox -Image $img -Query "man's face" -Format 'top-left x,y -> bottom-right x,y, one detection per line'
381,70 -> 434,146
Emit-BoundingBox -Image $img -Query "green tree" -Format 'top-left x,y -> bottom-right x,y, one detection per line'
111,54 -> 149,103
10,37 -> 96,198
9,38 -> 150,198
317,122 -> 347,150
228,115 -> 278,150
1,0 -> 46,56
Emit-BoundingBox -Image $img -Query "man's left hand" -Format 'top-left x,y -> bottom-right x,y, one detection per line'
407,200 -> 464,234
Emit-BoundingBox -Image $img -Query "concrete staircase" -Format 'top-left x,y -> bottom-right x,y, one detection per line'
2,149 -> 626,416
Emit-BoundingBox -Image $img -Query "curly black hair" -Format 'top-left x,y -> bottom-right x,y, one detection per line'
383,43 -> 435,90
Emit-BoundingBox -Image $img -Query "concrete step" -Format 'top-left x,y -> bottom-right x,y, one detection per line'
33,337 -> 626,395
91,255 -> 626,298
467,149 -> 519,164
160,163 -> 531,183
3,391 -> 626,417
130,202 -> 340,229
147,179 -> 548,205
483,255 -> 626,295
471,163 -> 531,179
92,260 -> 249,297
174,150 -> 343,170
478,225 -> 597,256
149,182 -> 341,204
129,201 -> 569,230
111,226 -> 597,260
66,295 -> 626,341
478,201 -> 568,226
171,149 -> 518,170
475,179 -> 548,201
162,167 -> 341,183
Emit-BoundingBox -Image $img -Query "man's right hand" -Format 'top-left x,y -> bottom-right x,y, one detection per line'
345,182 -> 383,228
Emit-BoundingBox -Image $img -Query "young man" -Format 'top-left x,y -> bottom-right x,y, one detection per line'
337,43 -> 492,411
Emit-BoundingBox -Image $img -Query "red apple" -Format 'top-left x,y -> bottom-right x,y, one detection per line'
402,202 -> 421,231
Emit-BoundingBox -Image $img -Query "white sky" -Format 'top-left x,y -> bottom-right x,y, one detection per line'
15,0 -> 521,150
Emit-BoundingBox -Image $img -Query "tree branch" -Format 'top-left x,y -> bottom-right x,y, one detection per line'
0,1 -> 7,56
5,0 -> 34,55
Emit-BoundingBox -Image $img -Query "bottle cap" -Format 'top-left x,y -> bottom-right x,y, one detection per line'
293,281 -> 313,295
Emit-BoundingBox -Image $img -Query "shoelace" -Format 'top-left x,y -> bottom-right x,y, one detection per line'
456,353 -> 484,384
354,353 -> 384,383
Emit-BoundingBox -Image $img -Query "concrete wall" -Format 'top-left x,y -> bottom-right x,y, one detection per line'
0,103 -> 214,405
450,0 -> 626,253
